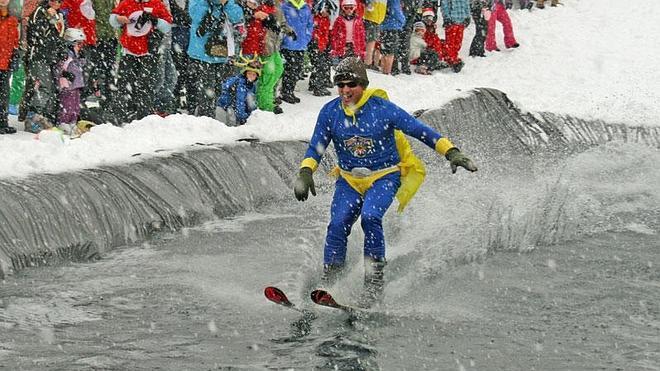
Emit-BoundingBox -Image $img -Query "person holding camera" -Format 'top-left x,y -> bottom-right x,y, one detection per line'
109,0 -> 172,124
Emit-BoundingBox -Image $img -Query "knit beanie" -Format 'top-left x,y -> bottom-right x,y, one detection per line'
333,57 -> 369,87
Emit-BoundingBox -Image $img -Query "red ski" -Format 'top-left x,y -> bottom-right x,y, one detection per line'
264,286 -> 312,315
310,289 -> 360,314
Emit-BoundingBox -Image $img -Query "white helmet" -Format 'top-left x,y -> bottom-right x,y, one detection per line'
64,28 -> 86,43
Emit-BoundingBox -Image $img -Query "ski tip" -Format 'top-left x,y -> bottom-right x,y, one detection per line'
264,286 -> 293,307
310,289 -> 340,309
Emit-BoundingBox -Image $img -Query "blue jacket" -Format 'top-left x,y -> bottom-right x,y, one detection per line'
441,0 -> 470,24
303,95 -> 443,171
280,0 -> 313,51
217,74 -> 257,125
187,0 -> 244,63
380,0 -> 406,31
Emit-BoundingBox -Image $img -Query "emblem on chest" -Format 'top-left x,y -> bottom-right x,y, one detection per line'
343,135 -> 375,158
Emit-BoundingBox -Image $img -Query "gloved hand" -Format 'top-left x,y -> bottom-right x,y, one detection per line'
294,167 -> 316,201
286,29 -> 297,41
445,148 -> 478,174
442,19 -> 451,28
462,17 -> 470,27
62,70 -> 75,82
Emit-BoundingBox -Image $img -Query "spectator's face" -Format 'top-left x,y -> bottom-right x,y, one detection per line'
341,5 -> 355,15
0,0 -> 9,8
246,0 -> 257,9
423,16 -> 434,25
246,71 -> 258,82
336,80 -> 363,106
415,28 -> 425,36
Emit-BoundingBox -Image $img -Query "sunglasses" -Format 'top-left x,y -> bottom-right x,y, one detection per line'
336,81 -> 359,88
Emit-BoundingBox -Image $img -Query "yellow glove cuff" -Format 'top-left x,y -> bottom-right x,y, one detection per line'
300,158 -> 319,172
435,138 -> 456,156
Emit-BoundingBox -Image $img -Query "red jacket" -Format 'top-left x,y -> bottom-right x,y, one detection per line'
423,25 -> 445,60
312,14 -> 330,51
330,15 -> 366,59
61,0 -> 97,46
242,5 -> 273,56
0,14 -> 19,71
112,0 -> 172,56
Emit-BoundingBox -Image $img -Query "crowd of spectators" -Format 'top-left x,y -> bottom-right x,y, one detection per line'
0,0 -> 560,135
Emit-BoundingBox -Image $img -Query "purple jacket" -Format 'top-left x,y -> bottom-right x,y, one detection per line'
56,48 -> 86,91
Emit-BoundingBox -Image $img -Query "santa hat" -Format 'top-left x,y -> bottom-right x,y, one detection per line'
421,8 -> 434,18
342,0 -> 357,7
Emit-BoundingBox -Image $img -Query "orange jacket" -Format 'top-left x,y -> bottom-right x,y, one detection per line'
0,14 -> 19,71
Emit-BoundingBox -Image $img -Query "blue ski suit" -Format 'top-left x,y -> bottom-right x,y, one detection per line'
299,89 -> 457,265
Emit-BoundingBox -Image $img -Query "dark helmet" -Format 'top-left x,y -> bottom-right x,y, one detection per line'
333,57 -> 369,87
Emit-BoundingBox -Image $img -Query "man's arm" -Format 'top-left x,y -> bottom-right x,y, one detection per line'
391,101 -> 477,173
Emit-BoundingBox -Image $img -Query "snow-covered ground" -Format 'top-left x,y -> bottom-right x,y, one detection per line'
1,0 -> 658,179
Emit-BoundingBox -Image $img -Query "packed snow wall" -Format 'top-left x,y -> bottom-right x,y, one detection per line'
0,88 -> 657,278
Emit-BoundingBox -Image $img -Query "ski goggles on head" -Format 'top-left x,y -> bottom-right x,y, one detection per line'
336,80 -> 359,88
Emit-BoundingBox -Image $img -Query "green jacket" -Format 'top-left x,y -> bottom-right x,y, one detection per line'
93,0 -> 117,40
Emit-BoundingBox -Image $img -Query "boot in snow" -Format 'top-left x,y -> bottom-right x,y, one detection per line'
320,264 -> 345,288
360,256 -> 386,308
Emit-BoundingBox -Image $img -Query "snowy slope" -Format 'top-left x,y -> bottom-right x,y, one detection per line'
0,0 -> 657,179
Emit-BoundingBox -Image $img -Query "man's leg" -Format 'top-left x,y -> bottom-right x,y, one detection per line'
279,50 -> 303,103
257,53 -> 284,111
0,71 -> 10,128
470,9 -> 488,56
379,30 -> 400,75
113,54 -> 139,123
498,5 -> 518,48
364,20 -> 380,68
443,23 -> 465,66
485,3 -> 501,51
133,54 -> 159,120
322,177 -> 363,285
360,171 -> 401,304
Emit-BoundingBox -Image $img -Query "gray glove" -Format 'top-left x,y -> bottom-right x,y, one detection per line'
294,167 -> 316,201
445,148 -> 478,174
